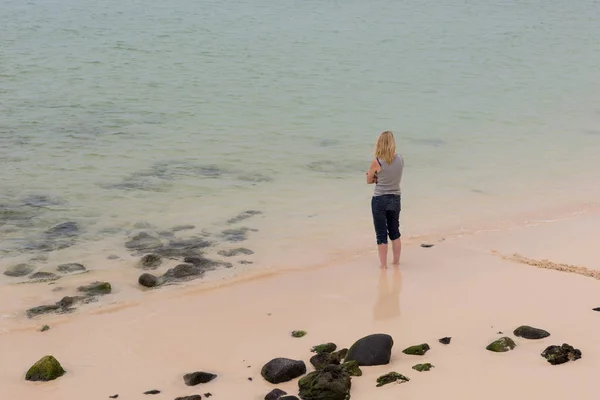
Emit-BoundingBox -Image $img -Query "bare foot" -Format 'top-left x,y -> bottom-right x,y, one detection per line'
391,263 -> 400,268
380,264 -> 388,269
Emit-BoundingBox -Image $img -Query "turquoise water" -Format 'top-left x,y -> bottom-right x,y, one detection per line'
2,0 -> 600,277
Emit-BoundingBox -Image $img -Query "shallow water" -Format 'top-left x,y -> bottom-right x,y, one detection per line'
2,0 -> 600,290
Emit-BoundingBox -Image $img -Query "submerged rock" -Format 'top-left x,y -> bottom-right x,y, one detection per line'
25,355 -> 66,381
27,295 -> 87,317
163,264 -> 204,280
227,210 -> 262,224
139,273 -> 159,288
27,304 -> 62,318
541,343 -> 582,365
341,360 -> 362,376
218,248 -> 254,257
221,227 -> 256,242
261,358 -> 306,384
78,281 -> 112,296
184,371 -> 217,386
311,343 -> 337,354
45,222 -> 80,237
172,224 -> 196,232
412,363 -> 434,372
29,271 -> 60,281
291,330 -> 307,338
125,232 -> 163,252
346,333 -> 393,366
265,389 -> 287,400
402,343 -> 430,356
513,325 -> 550,340
298,365 -> 351,400
486,337 -> 516,352
139,254 -> 162,269
376,372 -> 409,387
439,337 -> 451,345
57,263 -> 86,274
156,237 -> 212,258
4,263 -> 35,277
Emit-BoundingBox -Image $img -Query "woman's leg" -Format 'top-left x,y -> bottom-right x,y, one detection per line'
386,196 -> 402,266
371,197 -> 389,268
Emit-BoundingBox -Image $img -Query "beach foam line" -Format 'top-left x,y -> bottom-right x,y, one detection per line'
494,251 -> 600,280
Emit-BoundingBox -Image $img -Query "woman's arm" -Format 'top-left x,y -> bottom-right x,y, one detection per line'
366,159 -> 381,184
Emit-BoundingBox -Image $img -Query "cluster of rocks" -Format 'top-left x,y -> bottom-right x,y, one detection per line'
26,281 -> 112,318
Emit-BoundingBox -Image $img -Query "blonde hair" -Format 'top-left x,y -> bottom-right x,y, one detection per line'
374,131 -> 396,165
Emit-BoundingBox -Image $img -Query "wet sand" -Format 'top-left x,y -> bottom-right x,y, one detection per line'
1,209 -> 599,399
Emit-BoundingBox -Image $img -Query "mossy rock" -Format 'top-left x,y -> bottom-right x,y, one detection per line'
513,325 -> 550,340
311,342 -> 337,354
341,360 -> 362,377
291,330 -> 307,338
78,281 -> 112,296
330,348 -> 348,363
25,355 -> 66,381
402,343 -> 430,355
298,365 -> 351,400
40,325 -> 50,332
486,337 -> 516,352
412,363 -> 433,372
376,372 -> 409,387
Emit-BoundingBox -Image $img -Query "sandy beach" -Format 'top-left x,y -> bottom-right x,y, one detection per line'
1,207 -> 599,400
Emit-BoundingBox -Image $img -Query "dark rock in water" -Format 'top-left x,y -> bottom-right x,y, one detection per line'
261,358 -> 306,384
346,333 -> 393,366
265,388 -> 287,400
57,296 -> 85,308
27,304 -> 62,318
486,337 -> 516,352
184,371 -> 217,386
341,360 -> 362,377
514,325 -> 550,340
125,232 -> 163,252
541,343 -> 582,365
52,287 -> 65,292
45,222 -> 80,237
78,281 -> 112,295
107,255 -> 120,260
376,372 -> 409,387
402,343 -> 430,356
30,272 -> 60,281
139,254 -> 162,269
291,330 -> 307,338
144,390 -> 161,395
4,263 -> 35,277
57,263 -> 86,273
218,248 -> 254,257
26,355 -> 66,381
298,364 -> 351,400
156,237 -> 212,258
420,243 -> 434,248
40,325 -> 50,332
172,224 -> 196,232
439,337 -> 451,345
239,260 -> 253,265
310,353 -> 340,370
412,363 -> 434,372
139,273 -> 159,288
21,194 -> 63,208
221,227 -> 256,242
175,396 -> 202,400
164,264 -> 204,280
109,395 -> 119,399
311,343 -> 337,354
227,210 -> 262,224
133,221 -> 154,229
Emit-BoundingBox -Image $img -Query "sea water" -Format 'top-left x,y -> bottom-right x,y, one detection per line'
2,0 -> 600,291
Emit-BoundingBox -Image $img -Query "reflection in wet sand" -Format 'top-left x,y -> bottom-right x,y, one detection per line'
373,268 -> 402,321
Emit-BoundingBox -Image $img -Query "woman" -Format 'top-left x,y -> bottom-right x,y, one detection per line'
366,131 -> 404,269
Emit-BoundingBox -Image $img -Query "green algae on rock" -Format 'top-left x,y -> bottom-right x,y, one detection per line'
40,325 -> 50,332
376,372 -> 409,387
541,343 -> 582,365
311,342 -> 337,354
341,360 -> 362,377
25,355 -> 66,381
486,337 -> 516,352
412,363 -> 434,372
78,281 -> 112,295
402,343 -> 430,355
291,330 -> 307,338
298,365 -> 351,400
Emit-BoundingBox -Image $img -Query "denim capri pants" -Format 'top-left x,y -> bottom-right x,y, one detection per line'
371,194 -> 401,245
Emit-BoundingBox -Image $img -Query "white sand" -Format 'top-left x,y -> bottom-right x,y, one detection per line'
1,210 -> 599,400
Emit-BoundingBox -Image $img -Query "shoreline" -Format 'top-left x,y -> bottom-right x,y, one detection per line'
1,206 -> 599,399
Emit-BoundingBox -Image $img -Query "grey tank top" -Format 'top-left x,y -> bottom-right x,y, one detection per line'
373,154 -> 404,196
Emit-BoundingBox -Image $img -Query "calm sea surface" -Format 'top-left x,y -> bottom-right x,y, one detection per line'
2,0 -> 600,281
